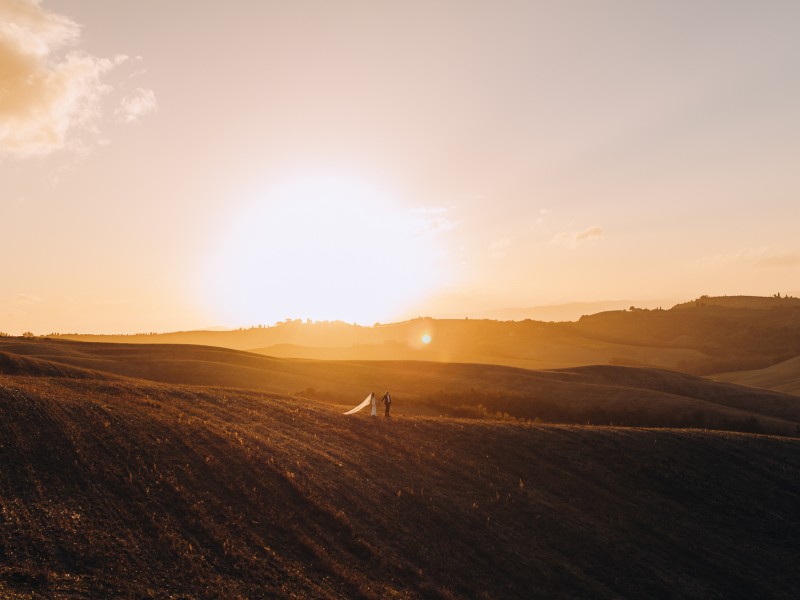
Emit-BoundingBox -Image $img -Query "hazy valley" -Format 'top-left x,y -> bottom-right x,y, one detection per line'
51,295 -> 800,391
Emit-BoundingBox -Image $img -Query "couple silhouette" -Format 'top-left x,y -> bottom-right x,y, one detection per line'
369,391 -> 391,417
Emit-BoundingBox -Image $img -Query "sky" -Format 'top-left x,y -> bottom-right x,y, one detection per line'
2,0 -> 799,334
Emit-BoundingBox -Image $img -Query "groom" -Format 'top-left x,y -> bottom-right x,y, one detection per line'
382,391 -> 392,417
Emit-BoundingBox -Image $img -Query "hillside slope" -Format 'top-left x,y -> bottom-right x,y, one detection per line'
2,338 -> 799,436
713,355 -> 800,395
1,370 -> 799,598
50,295 -> 800,374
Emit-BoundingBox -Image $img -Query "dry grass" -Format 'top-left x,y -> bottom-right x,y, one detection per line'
713,355 -> 800,395
1,348 -> 800,598
2,338 -> 798,437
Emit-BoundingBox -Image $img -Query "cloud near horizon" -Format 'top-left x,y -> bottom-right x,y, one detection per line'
488,237 -> 513,259
753,252 -> 800,268
412,206 -> 448,214
0,0 -> 138,157
552,225 -> 604,247
699,247 -> 800,269
15,292 -> 40,305
413,206 -> 459,235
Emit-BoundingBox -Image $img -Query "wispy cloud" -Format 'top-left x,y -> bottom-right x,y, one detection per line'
488,237 -> 513,259
16,292 -> 40,305
412,206 -> 448,215
115,87 -> 157,123
754,252 -> 800,268
552,225 -> 603,247
425,218 -> 458,233
0,0 -> 147,157
413,206 -> 459,235
698,247 -> 800,269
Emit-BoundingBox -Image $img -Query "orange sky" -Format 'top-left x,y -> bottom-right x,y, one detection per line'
2,0 -> 799,334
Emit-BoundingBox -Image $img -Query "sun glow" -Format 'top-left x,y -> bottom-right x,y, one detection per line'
206,174 -> 441,325
421,333 -> 432,344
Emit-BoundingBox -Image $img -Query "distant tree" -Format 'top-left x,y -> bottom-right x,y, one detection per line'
22,331 -> 35,338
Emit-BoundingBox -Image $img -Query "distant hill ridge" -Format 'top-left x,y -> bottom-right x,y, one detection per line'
471,298 -> 677,322
671,294 -> 800,310
45,295 -> 800,378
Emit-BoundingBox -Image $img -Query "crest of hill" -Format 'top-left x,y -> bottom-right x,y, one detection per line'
48,295 -> 800,376
573,296 -> 800,374
713,355 -> 800,395
2,337 -> 798,437
671,294 -> 800,310
469,298 -> 675,322
0,350 -> 116,381
1,369 -> 799,598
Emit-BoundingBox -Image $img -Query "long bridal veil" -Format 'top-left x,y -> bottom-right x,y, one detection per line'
343,394 -> 373,415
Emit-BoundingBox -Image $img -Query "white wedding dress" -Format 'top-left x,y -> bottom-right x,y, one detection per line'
343,393 -> 374,415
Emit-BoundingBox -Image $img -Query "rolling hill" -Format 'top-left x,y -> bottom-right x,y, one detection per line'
1,349 -> 799,598
470,298 -> 676,322
47,295 -> 800,377
2,337 -> 799,437
713,355 -> 800,395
